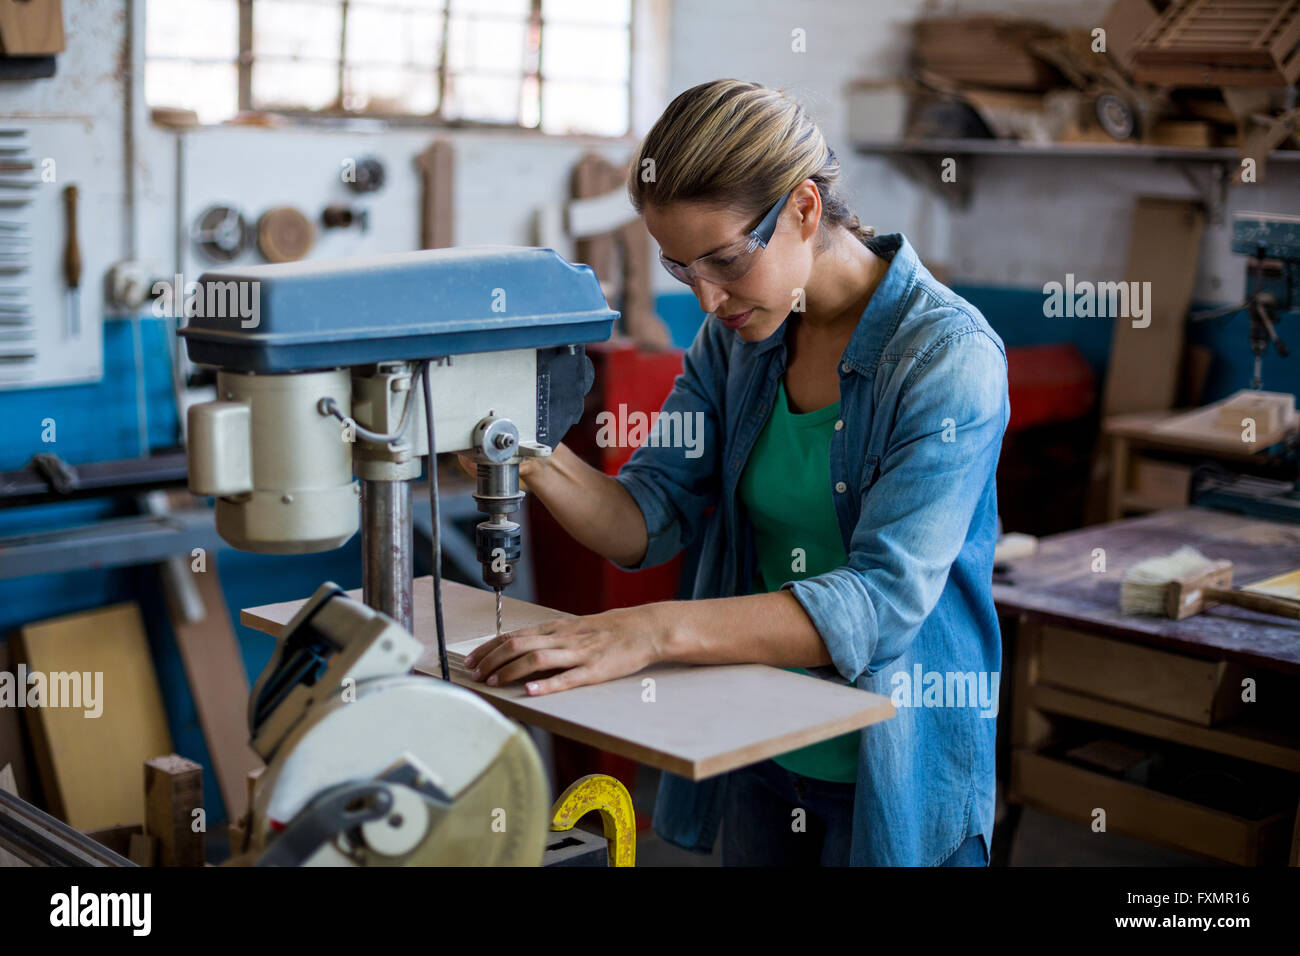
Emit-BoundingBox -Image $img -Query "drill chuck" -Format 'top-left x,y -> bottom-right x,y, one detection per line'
476,518 -> 521,589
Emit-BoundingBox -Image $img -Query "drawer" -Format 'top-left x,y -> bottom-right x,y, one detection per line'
1010,748 -> 1291,866
1037,625 -> 1245,726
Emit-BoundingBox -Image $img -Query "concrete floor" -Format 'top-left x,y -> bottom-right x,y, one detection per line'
629,771 -> 1224,866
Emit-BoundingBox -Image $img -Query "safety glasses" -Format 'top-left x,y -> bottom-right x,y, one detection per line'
658,189 -> 792,286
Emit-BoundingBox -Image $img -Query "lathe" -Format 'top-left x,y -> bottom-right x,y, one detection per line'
180,247 -> 619,865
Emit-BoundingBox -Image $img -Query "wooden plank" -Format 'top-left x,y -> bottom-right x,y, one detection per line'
1086,196 -> 1205,523
1030,683 -> 1300,772
82,823 -> 143,858
160,557 -> 263,823
416,139 -> 454,250
0,0 -> 64,55
17,604 -> 174,830
242,580 -> 896,781
128,832 -> 156,867
144,755 -> 204,867
0,638 -> 36,805
1039,625 -> 1244,725
1011,748 -> 1290,865
1104,197 -> 1206,416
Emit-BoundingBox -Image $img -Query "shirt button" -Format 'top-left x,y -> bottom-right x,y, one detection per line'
835,481 -> 847,493
834,419 -> 844,430
840,362 -> 851,374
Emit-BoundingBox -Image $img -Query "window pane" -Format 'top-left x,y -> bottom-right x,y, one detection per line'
450,0 -> 528,16
541,24 -> 627,82
445,74 -> 522,124
145,0 -> 238,60
446,14 -> 527,73
145,60 -> 239,123
352,0 -> 444,9
344,66 -> 438,114
253,59 -> 341,110
346,7 -> 443,68
254,1 -> 343,61
542,80 -> 626,135
542,0 -> 630,25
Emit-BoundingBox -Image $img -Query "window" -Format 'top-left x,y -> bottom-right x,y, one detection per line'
144,0 -> 632,135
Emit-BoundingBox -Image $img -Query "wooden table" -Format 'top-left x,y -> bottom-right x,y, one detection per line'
1102,407 -> 1298,521
243,580 -> 895,782
994,507 -> 1300,866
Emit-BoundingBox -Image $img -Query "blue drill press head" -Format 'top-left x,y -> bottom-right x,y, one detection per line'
179,246 -> 618,450
179,246 -> 618,372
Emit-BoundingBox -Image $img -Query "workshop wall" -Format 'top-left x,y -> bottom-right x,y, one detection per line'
653,0 -> 1300,402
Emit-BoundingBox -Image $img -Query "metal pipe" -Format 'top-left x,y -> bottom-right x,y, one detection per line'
0,789 -> 134,867
361,478 -> 413,633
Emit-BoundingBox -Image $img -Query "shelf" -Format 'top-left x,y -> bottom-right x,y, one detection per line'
853,138 -> 1299,220
853,137 -> 1300,162
1030,683 -> 1300,774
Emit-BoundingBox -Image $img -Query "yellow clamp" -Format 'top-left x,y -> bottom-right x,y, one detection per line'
549,773 -> 636,867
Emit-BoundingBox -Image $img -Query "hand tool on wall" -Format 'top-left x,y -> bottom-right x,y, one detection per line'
256,206 -> 315,263
61,183 -> 79,337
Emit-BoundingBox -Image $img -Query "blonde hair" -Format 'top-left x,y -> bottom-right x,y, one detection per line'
627,79 -> 873,248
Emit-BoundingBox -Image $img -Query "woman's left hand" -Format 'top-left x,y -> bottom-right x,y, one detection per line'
463,602 -> 677,696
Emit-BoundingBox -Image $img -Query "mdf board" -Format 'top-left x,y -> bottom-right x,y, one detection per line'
18,603 -> 174,830
243,580 -> 896,780
1102,197 -> 1206,417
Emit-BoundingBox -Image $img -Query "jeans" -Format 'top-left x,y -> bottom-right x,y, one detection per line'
720,759 -> 989,867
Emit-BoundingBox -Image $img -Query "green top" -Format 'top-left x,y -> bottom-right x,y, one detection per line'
738,376 -> 859,783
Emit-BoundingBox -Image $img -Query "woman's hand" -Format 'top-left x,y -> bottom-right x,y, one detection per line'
463,602 -> 678,696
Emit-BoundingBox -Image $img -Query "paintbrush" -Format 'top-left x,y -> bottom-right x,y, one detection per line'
1120,546 -> 1300,621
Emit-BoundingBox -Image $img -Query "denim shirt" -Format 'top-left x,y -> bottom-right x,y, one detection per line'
610,234 -> 1009,866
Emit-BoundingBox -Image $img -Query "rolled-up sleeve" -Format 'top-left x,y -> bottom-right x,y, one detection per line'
610,321 -> 726,571
782,327 -> 1009,683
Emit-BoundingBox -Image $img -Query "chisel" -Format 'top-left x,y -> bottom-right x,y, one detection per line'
63,184 -> 80,337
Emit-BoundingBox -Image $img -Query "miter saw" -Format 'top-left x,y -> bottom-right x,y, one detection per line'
241,583 -> 550,866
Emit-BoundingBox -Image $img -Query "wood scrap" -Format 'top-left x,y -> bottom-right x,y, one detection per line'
0,0 -> 64,55
914,16 -> 1064,91
1133,0 -> 1300,87
158,554 -> 262,825
416,139 -> 454,249
17,603 -> 174,830
144,755 -> 205,867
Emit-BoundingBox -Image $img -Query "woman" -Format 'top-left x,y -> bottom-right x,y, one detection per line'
463,79 -> 1009,867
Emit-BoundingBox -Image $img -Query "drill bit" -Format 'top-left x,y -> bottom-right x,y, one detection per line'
495,586 -> 503,638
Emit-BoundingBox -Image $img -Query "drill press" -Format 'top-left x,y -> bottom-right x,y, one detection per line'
181,247 -> 615,636
178,248 -> 615,866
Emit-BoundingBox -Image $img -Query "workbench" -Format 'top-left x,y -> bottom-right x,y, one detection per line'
994,506 -> 1300,866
